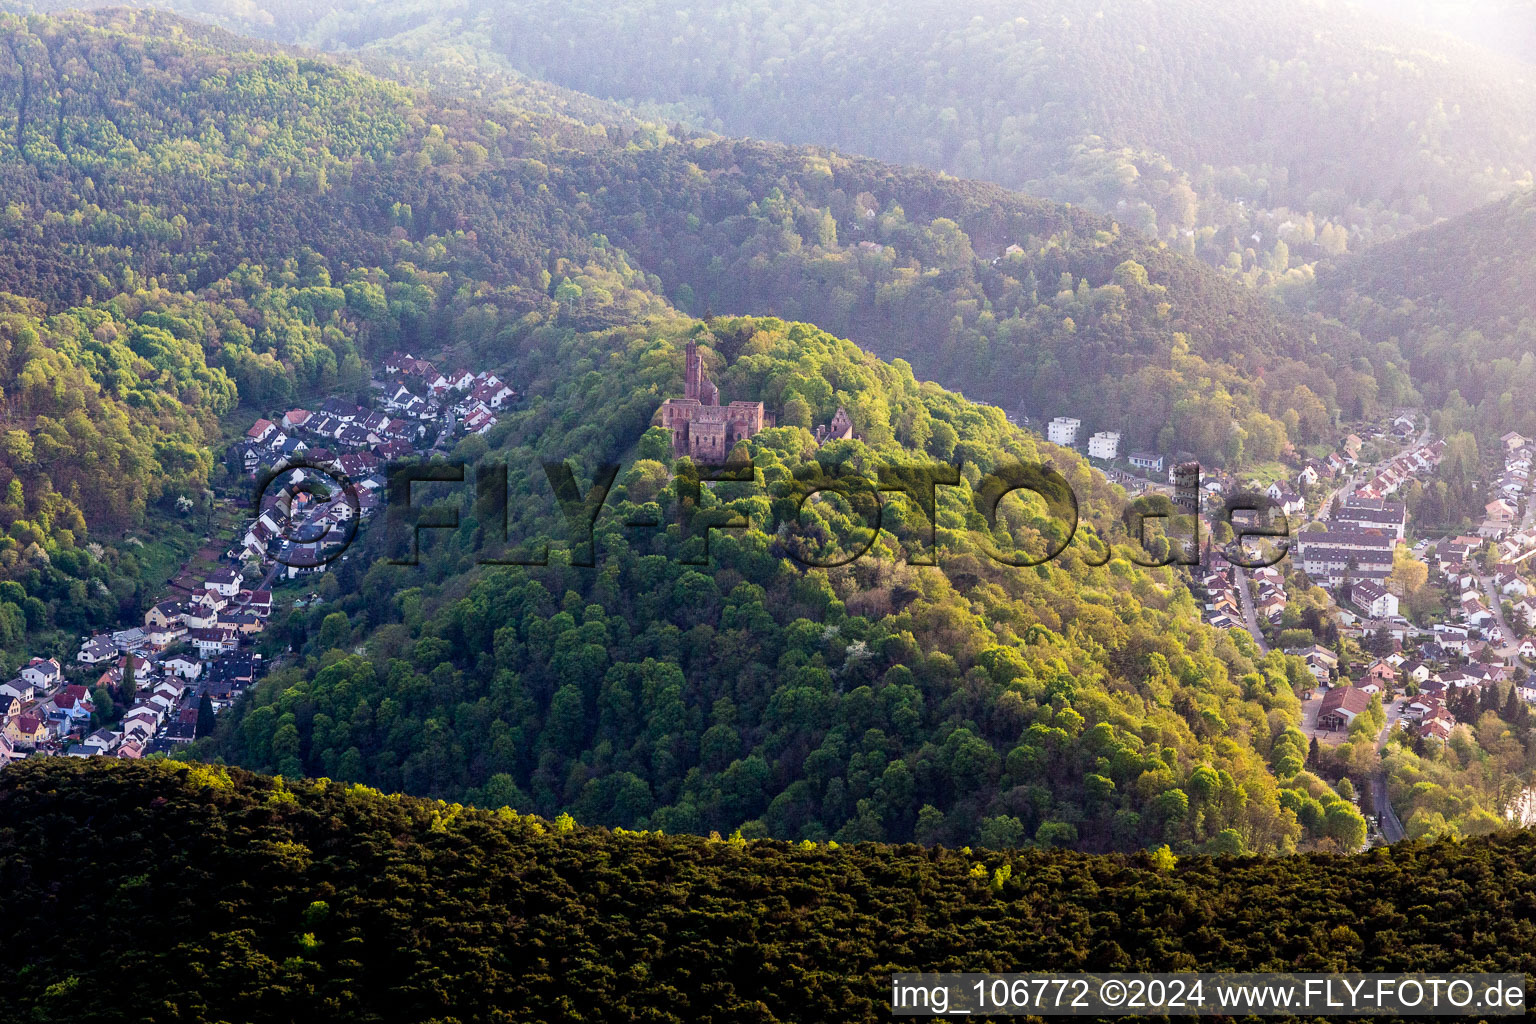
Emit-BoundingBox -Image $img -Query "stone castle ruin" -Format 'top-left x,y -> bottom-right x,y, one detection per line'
659,340 -> 769,460
658,339 -> 857,459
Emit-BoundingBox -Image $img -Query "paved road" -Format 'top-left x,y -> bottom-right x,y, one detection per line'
1479,575 -> 1521,660
1231,566 -> 1270,653
253,559 -> 283,595
1372,768 -> 1406,843
1320,428 -> 1432,521
1367,697 -> 1407,843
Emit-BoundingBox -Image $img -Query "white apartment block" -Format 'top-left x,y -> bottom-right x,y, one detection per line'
1047,417 -> 1081,446
1088,431 -> 1120,460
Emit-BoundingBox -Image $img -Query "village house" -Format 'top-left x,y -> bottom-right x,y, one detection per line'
48,693 -> 92,729
76,635 -> 117,664
146,621 -> 187,648
78,729 -> 118,756
144,599 -> 185,630
1264,482 -> 1306,517
162,655 -> 203,680
0,677 -> 34,703
1317,686 -> 1371,731
190,627 -> 240,658
1421,706 -> 1457,742
21,657 -> 61,691
1461,596 -> 1496,628
1498,573 -> 1530,598
4,713 -> 48,750
182,601 -> 219,630
1292,644 -> 1339,683
1360,659 -> 1397,691
205,567 -> 244,598
1512,675 -> 1536,702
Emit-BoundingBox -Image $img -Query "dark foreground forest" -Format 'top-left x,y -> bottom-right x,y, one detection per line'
1,758 -> 1532,1023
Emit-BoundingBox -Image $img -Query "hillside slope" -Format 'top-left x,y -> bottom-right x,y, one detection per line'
1310,188 -> 1536,442
0,9 -> 1407,472
0,11 -> 1365,854
2,759 -> 1534,1023
28,0 -> 1536,276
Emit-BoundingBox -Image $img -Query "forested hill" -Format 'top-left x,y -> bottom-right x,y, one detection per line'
207,308 -> 1350,855
4,758 -> 1536,1023
1309,189 -> 1536,442
30,0 -> 1536,277
0,7 -> 1408,477
1351,0 -> 1536,65
0,11 -> 1372,857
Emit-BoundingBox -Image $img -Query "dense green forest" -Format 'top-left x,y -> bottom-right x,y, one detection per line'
2,759 -> 1534,1022
0,10 -> 1512,854
0,11 -> 1383,854
1310,187 -> 1536,446
0,8 -> 1414,473
0,291 -> 235,667
32,0 -> 1536,280
200,308 -> 1349,854
1352,0 -> 1536,65
1,6 -> 1535,1012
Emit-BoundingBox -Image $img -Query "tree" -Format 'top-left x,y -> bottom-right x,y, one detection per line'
977,815 -> 1025,849
196,693 -> 217,738
119,656 -> 137,709
1388,549 -> 1429,596
1324,802 -> 1368,850
316,612 -> 351,652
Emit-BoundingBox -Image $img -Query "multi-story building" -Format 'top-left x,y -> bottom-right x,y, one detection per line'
1294,527 -> 1396,588
1334,498 -> 1408,540
1047,417 -> 1081,446
1087,431 -> 1120,460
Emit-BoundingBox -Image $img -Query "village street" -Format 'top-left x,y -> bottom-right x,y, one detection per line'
1231,566 -> 1269,653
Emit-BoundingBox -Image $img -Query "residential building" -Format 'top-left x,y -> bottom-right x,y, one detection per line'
1350,580 -> 1399,620
1317,686 -> 1371,731
21,658 -> 61,690
1335,498 -> 1408,541
1087,431 -> 1121,460
76,636 -> 117,664
1047,417 -> 1081,446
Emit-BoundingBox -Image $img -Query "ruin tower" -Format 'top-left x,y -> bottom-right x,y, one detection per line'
661,339 -> 760,458
684,340 -> 702,401
683,339 -> 719,406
